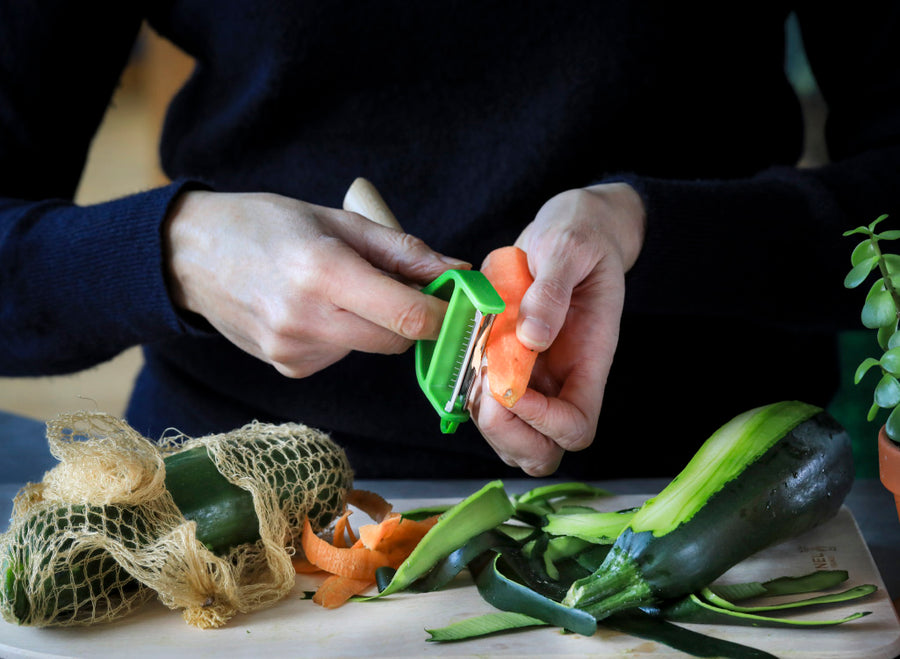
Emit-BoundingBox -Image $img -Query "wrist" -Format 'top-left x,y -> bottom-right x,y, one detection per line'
163,189 -> 213,316
584,182 -> 646,271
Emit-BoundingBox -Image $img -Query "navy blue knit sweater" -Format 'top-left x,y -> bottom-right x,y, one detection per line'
2,2 -> 899,477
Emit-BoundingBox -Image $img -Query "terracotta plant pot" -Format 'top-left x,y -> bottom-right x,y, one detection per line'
879,426 -> 900,523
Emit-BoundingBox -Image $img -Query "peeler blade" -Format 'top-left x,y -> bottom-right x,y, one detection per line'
445,310 -> 496,414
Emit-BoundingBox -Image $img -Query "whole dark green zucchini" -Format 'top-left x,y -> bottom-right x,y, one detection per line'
1,434 -> 352,626
563,401 -> 853,619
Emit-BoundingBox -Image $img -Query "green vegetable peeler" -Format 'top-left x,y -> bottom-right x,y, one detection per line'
342,178 -> 505,433
415,269 -> 505,433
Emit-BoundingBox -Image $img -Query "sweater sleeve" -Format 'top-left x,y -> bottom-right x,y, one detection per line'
0,2 -> 199,375
614,4 -> 900,333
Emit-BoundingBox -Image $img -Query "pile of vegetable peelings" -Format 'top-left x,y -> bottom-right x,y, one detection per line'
296,400 -> 875,658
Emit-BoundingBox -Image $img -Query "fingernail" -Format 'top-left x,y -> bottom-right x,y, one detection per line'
519,316 -> 551,349
439,255 -> 471,268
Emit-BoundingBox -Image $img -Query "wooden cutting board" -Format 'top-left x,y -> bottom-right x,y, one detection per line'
1,495 -> 898,658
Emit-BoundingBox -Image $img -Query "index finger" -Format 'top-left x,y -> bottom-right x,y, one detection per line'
326,253 -> 448,340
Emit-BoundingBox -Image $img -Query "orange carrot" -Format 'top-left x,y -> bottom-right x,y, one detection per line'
481,245 -> 537,408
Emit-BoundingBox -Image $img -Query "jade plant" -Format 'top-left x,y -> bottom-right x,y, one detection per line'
844,214 -> 900,442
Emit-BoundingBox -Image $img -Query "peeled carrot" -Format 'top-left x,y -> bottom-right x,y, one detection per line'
481,245 -> 537,408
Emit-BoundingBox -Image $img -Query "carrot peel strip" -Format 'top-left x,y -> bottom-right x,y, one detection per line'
299,497 -> 442,608
346,488 -> 394,522
358,512 -> 403,550
332,510 -> 356,549
312,575 -> 375,609
301,517 -> 391,579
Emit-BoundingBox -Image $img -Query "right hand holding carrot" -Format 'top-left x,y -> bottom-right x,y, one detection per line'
469,183 -> 646,476
164,189 -> 467,378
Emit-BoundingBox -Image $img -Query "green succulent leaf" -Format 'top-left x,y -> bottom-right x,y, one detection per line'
883,254 -> 900,276
879,324 -> 898,351
887,405 -> 900,442
868,401 -> 881,422
854,357 -> 882,384
882,348 -> 900,376
844,256 -> 878,289
870,214 -> 890,231
875,374 -> 900,408
888,329 -> 900,350
876,230 -> 900,242
862,279 -> 896,329
843,226 -> 873,237
850,240 -> 877,266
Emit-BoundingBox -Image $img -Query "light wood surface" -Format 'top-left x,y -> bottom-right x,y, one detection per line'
1,495 -> 897,658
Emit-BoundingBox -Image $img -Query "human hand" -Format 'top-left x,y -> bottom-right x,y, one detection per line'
468,183 -> 646,475
164,190 -> 468,377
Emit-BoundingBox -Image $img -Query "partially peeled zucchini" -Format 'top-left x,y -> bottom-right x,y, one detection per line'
563,401 -> 854,618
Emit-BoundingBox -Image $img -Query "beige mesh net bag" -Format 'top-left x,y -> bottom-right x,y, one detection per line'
0,411 -> 353,629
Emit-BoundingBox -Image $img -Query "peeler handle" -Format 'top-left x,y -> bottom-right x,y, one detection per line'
342,177 -> 403,230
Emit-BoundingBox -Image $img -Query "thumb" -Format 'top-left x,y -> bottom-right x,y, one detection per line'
516,260 -> 578,352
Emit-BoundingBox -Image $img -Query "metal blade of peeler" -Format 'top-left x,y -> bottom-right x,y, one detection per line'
445,310 -> 496,413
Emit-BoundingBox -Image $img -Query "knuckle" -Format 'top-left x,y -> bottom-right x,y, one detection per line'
392,300 -> 434,339
519,452 -> 562,477
263,305 -> 303,343
258,314 -> 307,365
260,336 -> 296,370
529,277 -> 570,313
385,233 -> 434,277
395,231 -> 429,254
556,423 -> 595,452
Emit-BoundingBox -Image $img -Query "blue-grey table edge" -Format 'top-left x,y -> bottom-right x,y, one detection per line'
1,410 -> 896,598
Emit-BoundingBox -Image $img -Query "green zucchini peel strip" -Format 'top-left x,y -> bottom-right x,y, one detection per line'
475,553 -> 596,637
604,610 -> 780,659
426,611 -> 547,642
543,509 -> 636,543
710,569 -> 851,600
701,584 -> 877,614
514,482 -> 612,506
367,480 -> 514,598
659,593 -> 871,627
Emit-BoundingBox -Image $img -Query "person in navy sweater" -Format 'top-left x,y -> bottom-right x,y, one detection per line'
1,3 -> 898,478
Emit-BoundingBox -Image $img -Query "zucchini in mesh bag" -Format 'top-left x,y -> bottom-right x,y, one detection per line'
0,412 -> 353,629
